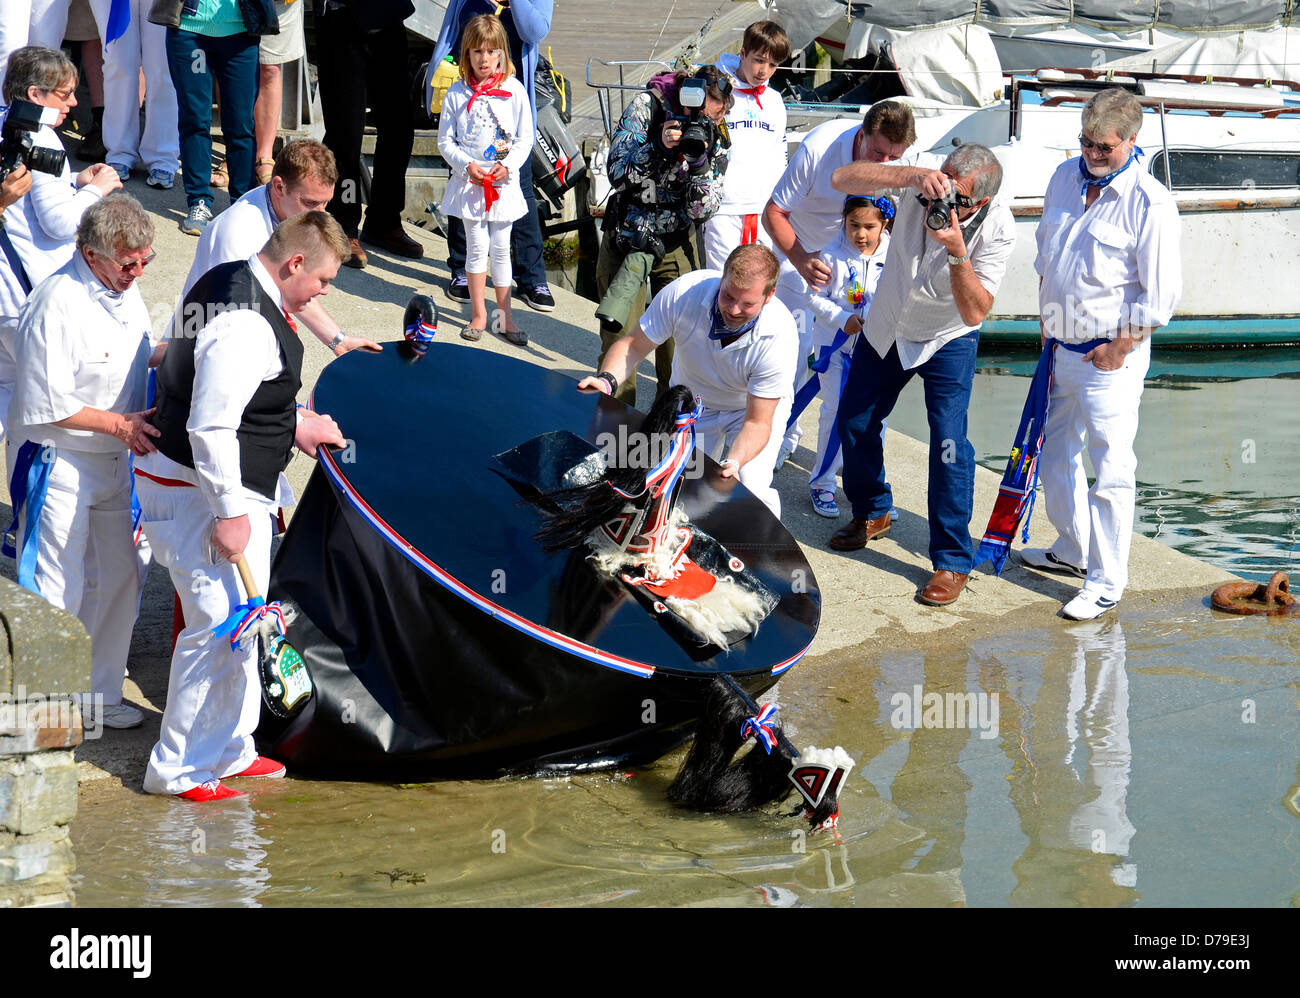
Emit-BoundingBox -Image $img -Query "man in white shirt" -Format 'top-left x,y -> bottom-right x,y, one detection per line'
827,143 -> 1016,607
136,211 -> 349,801
700,20 -> 789,270
7,193 -> 163,730
183,139 -> 379,356
579,244 -> 797,517
1023,88 -> 1181,621
763,100 -> 916,461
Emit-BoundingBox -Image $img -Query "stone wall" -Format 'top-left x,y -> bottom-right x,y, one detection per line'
0,577 -> 90,908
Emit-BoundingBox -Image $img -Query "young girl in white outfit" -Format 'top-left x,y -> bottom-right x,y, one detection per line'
805,195 -> 892,517
438,14 -> 533,345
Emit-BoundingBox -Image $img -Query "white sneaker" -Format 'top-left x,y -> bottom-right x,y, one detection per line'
1061,592 -> 1119,621
1020,547 -> 1086,579
84,701 -> 144,729
774,444 -> 794,472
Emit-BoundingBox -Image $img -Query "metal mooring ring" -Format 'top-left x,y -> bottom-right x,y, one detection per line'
1211,572 -> 1299,616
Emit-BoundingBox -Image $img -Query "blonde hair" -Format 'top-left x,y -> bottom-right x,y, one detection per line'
458,14 -> 515,84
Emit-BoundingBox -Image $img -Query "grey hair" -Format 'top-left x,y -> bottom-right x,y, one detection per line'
1082,88 -> 1143,143
2,46 -> 76,105
943,142 -> 1003,202
76,193 -> 154,255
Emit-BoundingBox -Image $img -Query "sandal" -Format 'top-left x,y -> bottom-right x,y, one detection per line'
211,159 -> 228,189
460,326 -> 485,342
255,157 -> 275,185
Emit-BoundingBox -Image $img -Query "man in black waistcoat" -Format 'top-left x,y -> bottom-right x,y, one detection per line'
136,211 -> 350,802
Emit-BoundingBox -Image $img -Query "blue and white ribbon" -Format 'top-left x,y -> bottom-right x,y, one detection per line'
3,440 -> 55,595
404,317 -> 437,356
212,596 -> 288,651
740,702 -> 779,754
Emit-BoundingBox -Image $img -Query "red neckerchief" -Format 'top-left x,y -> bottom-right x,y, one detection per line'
282,308 -> 298,333
465,72 -> 510,116
735,82 -> 765,109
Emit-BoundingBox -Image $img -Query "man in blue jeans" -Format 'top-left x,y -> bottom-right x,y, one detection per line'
428,0 -> 555,312
826,143 -> 1016,606
156,0 -> 275,234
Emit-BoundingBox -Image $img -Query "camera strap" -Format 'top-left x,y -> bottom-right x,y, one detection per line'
0,223 -> 32,296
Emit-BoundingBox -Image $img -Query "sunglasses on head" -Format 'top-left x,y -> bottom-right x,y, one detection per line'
1079,133 -> 1125,155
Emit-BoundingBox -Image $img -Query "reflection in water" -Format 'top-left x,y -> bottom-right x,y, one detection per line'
69,600 -> 1300,907
996,622 -> 1136,906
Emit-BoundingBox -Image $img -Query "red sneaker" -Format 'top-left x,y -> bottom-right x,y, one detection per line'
175,781 -> 245,802
226,756 -> 287,779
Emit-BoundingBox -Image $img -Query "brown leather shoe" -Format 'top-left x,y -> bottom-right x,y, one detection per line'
828,515 -> 891,551
361,225 -> 425,259
918,570 -> 970,606
343,237 -> 367,269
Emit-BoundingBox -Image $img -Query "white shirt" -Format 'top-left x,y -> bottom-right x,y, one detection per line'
9,251 -> 151,453
2,124 -> 104,314
438,75 -> 534,223
864,153 -> 1017,370
640,270 -> 798,414
808,229 -> 891,347
715,53 -> 787,216
770,118 -> 917,255
1035,156 -> 1182,341
138,255 -> 292,518
183,183 -> 278,297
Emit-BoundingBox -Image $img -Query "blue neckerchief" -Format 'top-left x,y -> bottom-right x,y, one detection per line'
708,301 -> 760,342
1079,146 -> 1143,198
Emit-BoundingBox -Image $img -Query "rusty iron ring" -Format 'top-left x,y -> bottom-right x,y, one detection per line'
1211,572 -> 1300,616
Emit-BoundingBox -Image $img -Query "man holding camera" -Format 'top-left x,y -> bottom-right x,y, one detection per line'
827,143 -> 1015,607
593,66 -> 733,405
762,100 -> 916,462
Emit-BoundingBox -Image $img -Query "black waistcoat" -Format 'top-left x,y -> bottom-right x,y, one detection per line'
153,261 -> 303,501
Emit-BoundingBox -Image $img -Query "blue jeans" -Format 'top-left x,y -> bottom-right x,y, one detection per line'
447,153 -> 548,288
165,27 -> 260,208
837,332 -> 979,574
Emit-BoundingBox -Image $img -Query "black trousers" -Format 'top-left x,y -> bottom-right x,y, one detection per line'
315,13 -> 414,237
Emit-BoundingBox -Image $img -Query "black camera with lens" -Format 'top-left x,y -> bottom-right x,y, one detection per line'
1,99 -> 67,182
672,76 -> 728,163
917,181 -> 973,231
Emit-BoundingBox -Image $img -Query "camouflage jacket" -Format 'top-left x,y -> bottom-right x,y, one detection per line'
607,84 -> 728,236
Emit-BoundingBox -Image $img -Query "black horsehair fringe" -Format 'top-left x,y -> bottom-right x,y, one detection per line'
667,677 -> 841,828
534,385 -> 697,552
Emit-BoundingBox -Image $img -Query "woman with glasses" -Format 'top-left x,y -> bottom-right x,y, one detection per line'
0,46 -> 122,437
6,193 -> 166,730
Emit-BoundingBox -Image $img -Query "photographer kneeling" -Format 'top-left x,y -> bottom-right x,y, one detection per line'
594,66 -> 732,405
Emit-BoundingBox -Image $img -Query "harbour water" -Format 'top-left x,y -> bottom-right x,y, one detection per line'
70,594 -> 1300,907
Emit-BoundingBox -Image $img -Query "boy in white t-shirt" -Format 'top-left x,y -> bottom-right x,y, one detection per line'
701,20 -> 790,271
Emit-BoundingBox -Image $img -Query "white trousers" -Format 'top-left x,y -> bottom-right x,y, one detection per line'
25,0 -> 70,49
0,0 -> 34,98
89,0 -> 179,172
7,441 -> 140,705
701,211 -> 773,271
1039,339 -> 1150,600
139,480 -> 273,795
695,397 -> 791,518
808,338 -> 853,493
464,216 -> 513,285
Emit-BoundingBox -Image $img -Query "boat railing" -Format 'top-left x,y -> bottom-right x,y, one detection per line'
585,58 -> 675,139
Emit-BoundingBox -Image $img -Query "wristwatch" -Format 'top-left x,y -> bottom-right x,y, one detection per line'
947,252 -> 970,266
328,331 -> 346,351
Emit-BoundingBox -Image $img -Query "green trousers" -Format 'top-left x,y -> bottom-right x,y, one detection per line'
594,234 -> 697,406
